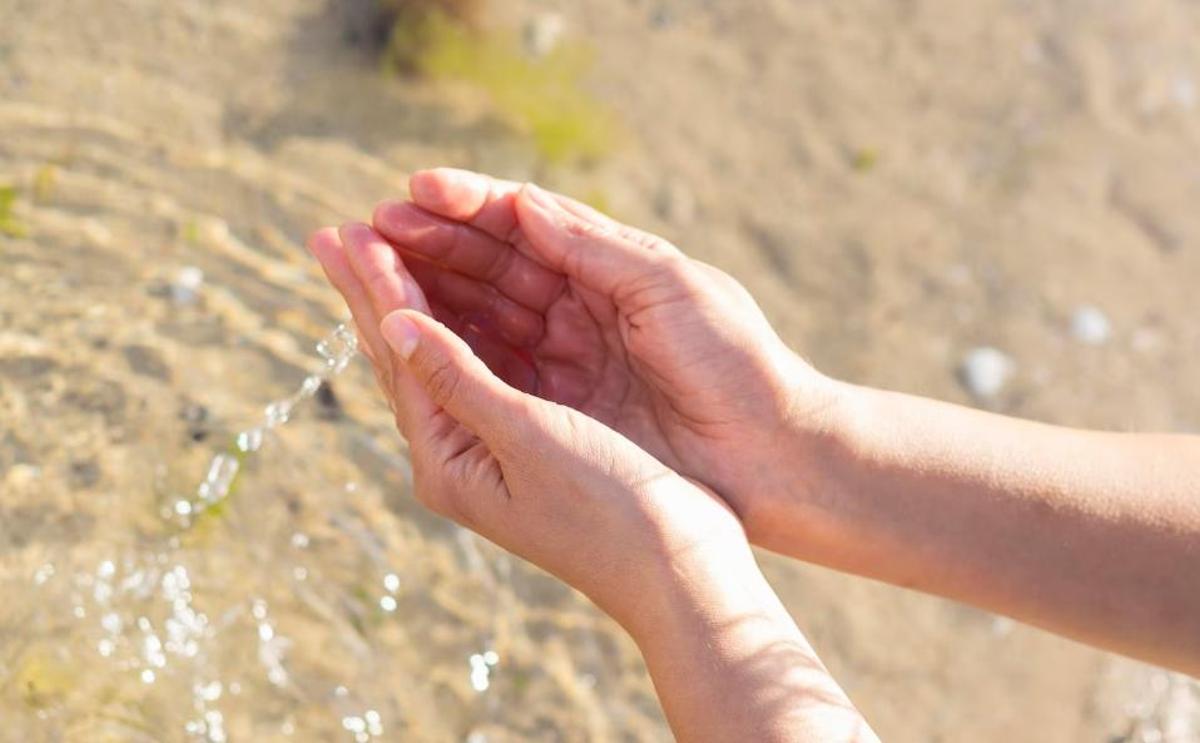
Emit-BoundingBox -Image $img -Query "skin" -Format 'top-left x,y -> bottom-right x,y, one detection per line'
309,167 -> 1200,737
308,222 -> 877,742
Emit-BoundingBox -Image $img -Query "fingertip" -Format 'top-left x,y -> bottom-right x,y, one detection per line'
380,309 -> 421,360
410,167 -> 489,221
372,200 -> 441,244
407,168 -> 440,203
371,199 -> 405,233
337,221 -> 374,251
306,226 -> 342,257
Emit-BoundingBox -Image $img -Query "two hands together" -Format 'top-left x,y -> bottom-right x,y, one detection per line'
310,168 -> 1200,742
309,168 -> 870,741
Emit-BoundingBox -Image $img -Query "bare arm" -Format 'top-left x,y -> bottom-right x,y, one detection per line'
355,166 -> 1198,723
629,529 -> 880,743
310,221 -> 880,742
756,381 -> 1200,675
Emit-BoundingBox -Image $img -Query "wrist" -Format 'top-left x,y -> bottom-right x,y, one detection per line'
618,527 -> 791,649
620,531 -> 872,742
736,351 -> 864,550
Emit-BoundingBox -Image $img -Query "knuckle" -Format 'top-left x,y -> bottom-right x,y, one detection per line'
421,356 -> 462,408
565,217 -> 612,244
652,252 -> 703,292
625,227 -> 682,258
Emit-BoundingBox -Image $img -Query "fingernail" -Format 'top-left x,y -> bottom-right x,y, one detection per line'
380,312 -> 420,360
338,221 -> 370,250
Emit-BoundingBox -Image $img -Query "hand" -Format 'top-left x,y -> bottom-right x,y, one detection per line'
307,222 -> 876,742
369,169 -> 845,540
306,223 -> 752,630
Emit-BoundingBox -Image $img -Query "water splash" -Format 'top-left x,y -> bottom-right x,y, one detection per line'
180,324 -> 358,523
1118,668 -> 1200,742
469,650 -> 500,692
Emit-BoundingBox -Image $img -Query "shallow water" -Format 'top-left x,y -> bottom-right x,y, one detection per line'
2,0 -> 1199,740
0,139 -> 660,740
0,4 -> 663,736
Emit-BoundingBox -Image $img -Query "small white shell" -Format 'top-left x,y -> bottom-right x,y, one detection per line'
959,347 -> 1015,399
1069,305 -> 1111,346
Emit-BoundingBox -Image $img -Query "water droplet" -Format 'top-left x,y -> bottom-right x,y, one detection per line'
383,573 -> 400,593
33,563 -> 55,585
101,612 -> 122,634
379,596 -> 397,613
469,652 -> 496,692
195,680 -> 222,702
197,454 -> 239,503
299,374 -> 322,398
264,400 -> 292,428
236,427 -> 264,453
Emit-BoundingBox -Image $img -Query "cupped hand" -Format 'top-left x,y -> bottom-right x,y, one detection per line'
306,223 -> 752,630
369,169 -> 843,538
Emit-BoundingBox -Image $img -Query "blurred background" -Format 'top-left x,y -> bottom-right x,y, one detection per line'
1,0 -> 1198,740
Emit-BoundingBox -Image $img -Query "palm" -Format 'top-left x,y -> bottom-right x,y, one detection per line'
373,170 -> 795,488
418,261 -> 680,469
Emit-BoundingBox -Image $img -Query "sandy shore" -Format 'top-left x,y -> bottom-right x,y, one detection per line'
1,0 -> 1197,740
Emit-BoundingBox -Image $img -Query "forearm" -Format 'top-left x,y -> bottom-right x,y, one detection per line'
760,380 -> 1200,673
626,540 -> 877,743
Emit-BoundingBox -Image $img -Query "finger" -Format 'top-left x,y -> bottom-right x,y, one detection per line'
372,199 -> 564,313
406,258 -> 545,348
405,167 -> 630,250
380,309 -> 530,451
339,222 -> 432,316
306,227 -> 389,366
407,167 -> 524,240
514,183 -> 685,299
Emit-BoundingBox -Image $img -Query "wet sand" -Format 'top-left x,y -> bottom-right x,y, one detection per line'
1,0 -> 1198,740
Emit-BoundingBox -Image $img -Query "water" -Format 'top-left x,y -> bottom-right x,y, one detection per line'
1117,669 -> 1200,743
4,0 -> 1199,740
184,324 -> 359,525
0,281 -> 638,740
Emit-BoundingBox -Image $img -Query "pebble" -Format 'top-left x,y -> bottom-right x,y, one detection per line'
170,266 -> 205,305
180,403 -> 211,442
523,13 -> 564,57
315,380 -> 343,421
958,347 -> 1014,399
1069,305 -> 1111,346
655,178 -> 697,225
123,344 -> 172,380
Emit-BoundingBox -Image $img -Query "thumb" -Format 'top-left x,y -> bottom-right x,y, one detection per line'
380,309 -> 526,446
515,183 -> 685,298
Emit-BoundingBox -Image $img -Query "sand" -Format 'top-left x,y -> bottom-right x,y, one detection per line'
0,0 -> 1197,740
